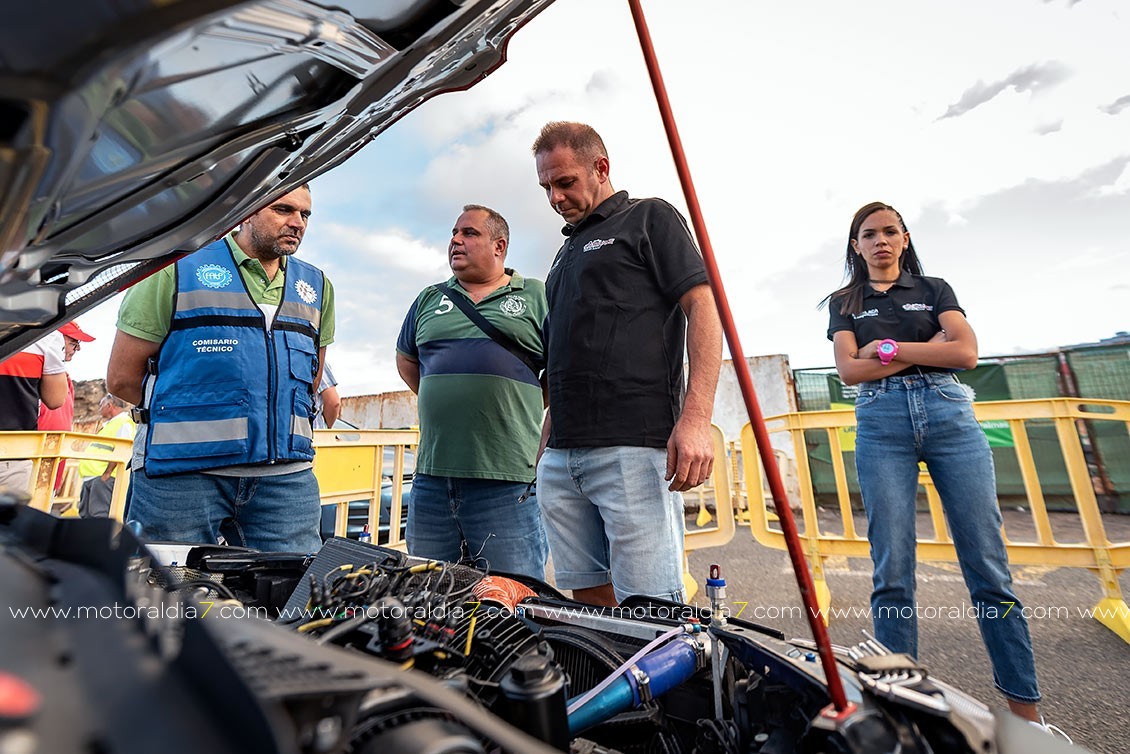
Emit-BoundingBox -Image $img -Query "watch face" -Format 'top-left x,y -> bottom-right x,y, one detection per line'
879,342 -> 896,356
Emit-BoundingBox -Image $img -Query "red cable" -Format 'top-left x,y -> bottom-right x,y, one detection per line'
626,0 -> 850,712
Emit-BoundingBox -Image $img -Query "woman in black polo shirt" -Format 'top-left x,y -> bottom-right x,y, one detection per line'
824,201 -> 1053,729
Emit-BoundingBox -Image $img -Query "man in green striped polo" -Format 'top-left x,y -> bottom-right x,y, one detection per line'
395,205 -> 548,579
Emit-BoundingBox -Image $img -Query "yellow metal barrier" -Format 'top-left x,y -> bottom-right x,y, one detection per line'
312,424 -> 737,595
727,440 -> 749,524
52,463 -> 84,511
1,428 -> 418,543
680,425 -> 738,599
312,428 -> 417,550
0,431 -> 133,520
740,398 -> 1130,642
4,424 -> 738,587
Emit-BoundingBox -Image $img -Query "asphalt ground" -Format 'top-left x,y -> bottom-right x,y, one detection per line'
683,508 -> 1130,754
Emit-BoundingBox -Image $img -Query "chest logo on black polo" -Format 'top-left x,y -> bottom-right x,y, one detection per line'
582,238 -> 615,252
500,295 -> 526,316
197,264 -> 233,289
852,308 -> 879,320
295,279 -> 318,305
902,303 -> 933,312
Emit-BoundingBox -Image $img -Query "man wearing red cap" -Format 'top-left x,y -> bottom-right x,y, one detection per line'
38,320 -> 96,432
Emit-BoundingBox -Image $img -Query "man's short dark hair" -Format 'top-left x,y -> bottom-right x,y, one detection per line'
462,204 -> 510,245
531,121 -> 608,163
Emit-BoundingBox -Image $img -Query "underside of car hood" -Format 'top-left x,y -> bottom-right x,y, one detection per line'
0,0 -> 554,359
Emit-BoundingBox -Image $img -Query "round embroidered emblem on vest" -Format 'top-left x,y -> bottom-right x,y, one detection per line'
295,279 -> 318,305
196,264 -> 233,289
499,295 -> 526,316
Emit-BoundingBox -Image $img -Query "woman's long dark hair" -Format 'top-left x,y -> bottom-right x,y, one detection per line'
821,201 -> 924,316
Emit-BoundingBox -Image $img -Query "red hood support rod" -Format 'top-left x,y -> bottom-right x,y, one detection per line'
627,0 -> 850,714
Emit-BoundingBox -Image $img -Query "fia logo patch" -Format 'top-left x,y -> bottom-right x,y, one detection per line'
196,264 -> 233,289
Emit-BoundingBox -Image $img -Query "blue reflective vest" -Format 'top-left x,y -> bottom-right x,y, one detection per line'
143,239 -> 324,475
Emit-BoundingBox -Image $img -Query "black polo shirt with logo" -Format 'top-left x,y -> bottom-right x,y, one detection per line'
827,271 -> 964,376
544,191 -> 707,448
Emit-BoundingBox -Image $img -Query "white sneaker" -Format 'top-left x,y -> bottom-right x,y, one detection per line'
1029,716 -> 1072,743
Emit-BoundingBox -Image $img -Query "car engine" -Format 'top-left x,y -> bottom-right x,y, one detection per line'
0,499 -> 1075,754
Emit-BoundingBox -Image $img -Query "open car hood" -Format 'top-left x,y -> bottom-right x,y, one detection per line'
0,0 -> 555,359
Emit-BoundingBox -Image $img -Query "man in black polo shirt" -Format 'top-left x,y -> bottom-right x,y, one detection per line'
531,121 -> 722,606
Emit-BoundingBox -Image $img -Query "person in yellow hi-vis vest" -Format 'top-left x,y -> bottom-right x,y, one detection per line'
77,394 -> 136,518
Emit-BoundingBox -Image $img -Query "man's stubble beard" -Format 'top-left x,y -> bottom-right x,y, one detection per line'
250,225 -> 301,259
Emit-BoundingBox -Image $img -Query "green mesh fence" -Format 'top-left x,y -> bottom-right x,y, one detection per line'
794,370 -> 833,412
1003,357 -> 1060,399
1067,346 -> 1130,400
1067,346 -> 1130,507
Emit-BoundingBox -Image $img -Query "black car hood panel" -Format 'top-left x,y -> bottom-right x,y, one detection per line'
0,0 -> 554,357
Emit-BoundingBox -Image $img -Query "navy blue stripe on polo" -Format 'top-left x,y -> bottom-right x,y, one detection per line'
417,338 -> 540,387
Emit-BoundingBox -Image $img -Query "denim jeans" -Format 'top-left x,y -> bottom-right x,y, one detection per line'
537,447 -> 686,603
854,372 -> 1040,702
128,468 -> 323,553
406,474 -> 548,581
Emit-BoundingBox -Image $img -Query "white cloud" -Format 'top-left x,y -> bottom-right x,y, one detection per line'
324,341 -> 407,401
316,223 -> 448,277
1097,161 -> 1130,195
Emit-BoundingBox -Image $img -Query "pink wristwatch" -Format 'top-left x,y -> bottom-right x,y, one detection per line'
877,339 -> 899,365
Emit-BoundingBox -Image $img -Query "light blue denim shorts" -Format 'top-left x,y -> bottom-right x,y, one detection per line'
537,446 -> 685,602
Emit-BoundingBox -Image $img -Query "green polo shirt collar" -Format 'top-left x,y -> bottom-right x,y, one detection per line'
445,268 -> 525,303
226,233 -> 289,304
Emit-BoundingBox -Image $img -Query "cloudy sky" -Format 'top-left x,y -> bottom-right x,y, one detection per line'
70,0 -> 1130,396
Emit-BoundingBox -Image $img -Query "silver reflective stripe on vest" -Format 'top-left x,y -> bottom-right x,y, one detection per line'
292,414 -> 313,441
176,290 -> 260,313
277,300 -> 321,329
150,418 -> 249,445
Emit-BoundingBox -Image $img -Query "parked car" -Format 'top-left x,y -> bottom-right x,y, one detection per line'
319,471 -> 412,544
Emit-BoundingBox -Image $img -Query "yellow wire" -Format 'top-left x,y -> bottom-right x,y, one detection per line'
297,618 -> 335,633
342,570 -> 373,579
464,613 -> 478,655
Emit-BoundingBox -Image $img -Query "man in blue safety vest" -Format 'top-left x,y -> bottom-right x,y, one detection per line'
107,184 -> 335,552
